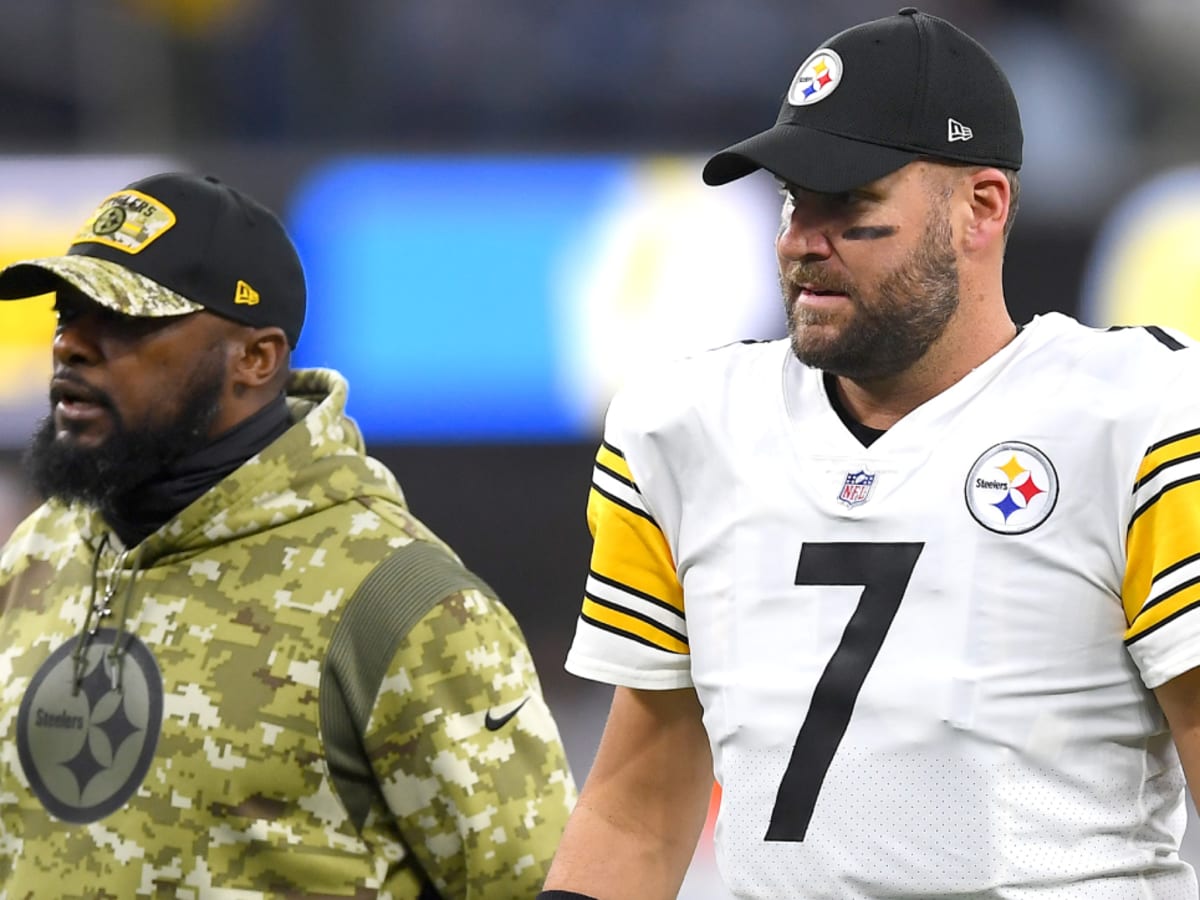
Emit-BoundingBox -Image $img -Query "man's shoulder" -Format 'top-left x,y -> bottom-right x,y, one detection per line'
1025,312 -> 1196,362
0,500 -> 89,574
1018,313 -> 1199,389
609,338 -> 789,426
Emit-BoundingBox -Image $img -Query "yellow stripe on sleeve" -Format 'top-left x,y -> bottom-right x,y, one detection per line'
1123,478 -> 1200,625
1136,432 -> 1200,486
1126,580 -> 1200,643
586,486 -> 685,617
596,442 -> 634,483
581,597 -> 689,654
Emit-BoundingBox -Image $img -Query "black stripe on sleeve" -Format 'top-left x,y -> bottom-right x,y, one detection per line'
1144,425 -> 1200,459
1134,448 -> 1200,493
1144,326 -> 1187,351
1139,572 -> 1200,616
583,592 -> 689,646
1129,473 -> 1200,530
595,460 -> 638,492
1106,325 -> 1187,351
1125,596 -> 1200,646
1151,551 -> 1200,588
601,439 -> 626,459
591,483 -> 659,525
588,569 -> 683,619
579,610 -> 690,654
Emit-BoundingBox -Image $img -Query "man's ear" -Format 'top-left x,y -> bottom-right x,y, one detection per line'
961,167 -> 1010,253
230,327 -> 290,391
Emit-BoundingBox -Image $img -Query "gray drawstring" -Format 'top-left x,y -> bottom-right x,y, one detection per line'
72,534 -> 142,693
105,547 -> 143,691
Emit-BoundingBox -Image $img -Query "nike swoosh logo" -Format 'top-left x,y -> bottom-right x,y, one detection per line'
484,697 -> 529,731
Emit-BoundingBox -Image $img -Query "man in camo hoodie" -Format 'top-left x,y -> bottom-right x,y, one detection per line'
0,172 -> 576,898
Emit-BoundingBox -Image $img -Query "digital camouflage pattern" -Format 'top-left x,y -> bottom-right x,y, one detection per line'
0,255 -> 203,316
0,368 -> 577,898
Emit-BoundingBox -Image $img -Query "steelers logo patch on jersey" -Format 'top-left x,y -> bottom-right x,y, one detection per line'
964,441 -> 1059,534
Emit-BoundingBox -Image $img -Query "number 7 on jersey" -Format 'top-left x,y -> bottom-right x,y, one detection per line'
766,541 -> 925,842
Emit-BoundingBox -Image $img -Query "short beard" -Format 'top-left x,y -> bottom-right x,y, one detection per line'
782,201 -> 960,380
23,350 -> 225,514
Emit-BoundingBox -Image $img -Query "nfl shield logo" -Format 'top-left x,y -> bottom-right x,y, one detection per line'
838,470 -> 876,507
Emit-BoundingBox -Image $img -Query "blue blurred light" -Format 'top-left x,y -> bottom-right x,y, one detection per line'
288,156 -> 625,442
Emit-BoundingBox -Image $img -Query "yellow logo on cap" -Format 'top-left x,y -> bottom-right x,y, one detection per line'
72,190 -> 176,254
234,279 -> 260,306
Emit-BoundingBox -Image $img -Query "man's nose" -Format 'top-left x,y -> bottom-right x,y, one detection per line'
777,202 -> 834,262
52,313 -> 102,368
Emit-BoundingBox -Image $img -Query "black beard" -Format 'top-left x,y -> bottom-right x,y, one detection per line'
22,355 -> 225,515
782,204 -> 960,380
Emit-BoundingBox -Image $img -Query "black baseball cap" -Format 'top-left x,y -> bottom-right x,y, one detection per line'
703,8 -> 1022,193
0,172 -> 307,347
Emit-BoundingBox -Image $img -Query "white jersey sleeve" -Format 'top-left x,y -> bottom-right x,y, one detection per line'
1119,326 -> 1200,688
564,355 -> 699,690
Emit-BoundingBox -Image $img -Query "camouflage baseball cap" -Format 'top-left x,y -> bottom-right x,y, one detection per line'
0,172 -> 307,346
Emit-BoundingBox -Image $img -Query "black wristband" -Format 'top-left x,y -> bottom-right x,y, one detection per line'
536,892 -> 600,900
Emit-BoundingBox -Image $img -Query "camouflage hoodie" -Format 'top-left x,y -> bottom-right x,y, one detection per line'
0,368 -> 576,899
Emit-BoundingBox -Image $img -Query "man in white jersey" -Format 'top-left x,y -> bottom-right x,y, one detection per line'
539,7 -> 1200,900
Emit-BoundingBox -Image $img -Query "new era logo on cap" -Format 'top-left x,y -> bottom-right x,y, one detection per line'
235,280 -> 260,306
948,118 -> 974,143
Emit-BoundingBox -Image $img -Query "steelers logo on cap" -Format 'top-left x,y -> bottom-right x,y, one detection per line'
964,441 -> 1059,535
92,206 -> 127,236
788,49 -> 844,107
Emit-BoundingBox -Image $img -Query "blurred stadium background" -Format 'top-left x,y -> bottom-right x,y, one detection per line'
2,0 -> 1200,894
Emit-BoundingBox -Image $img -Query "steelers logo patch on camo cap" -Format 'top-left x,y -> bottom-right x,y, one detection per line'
76,189 -> 177,255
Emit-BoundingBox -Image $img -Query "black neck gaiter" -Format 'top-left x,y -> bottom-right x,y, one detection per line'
104,393 -> 293,547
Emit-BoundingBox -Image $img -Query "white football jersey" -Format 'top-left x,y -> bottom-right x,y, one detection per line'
566,313 -> 1200,898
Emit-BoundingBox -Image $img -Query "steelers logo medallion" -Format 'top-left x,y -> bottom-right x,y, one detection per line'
16,628 -> 163,823
965,441 -> 1059,535
92,205 -> 127,236
788,49 -> 844,107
